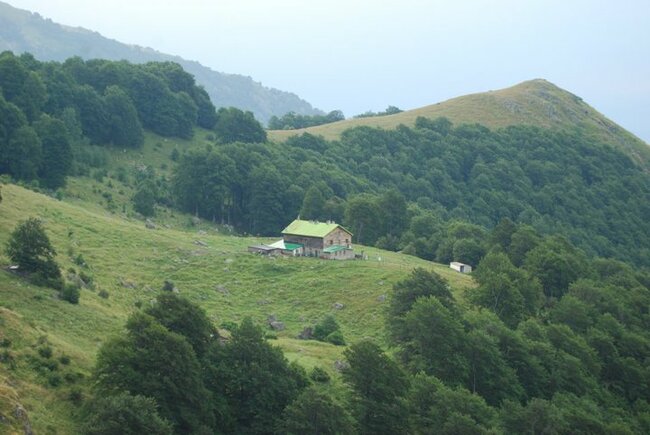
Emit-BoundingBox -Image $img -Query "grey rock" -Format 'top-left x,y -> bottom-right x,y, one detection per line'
333,302 -> 345,310
216,284 -> 230,295
13,405 -> 33,435
224,258 -> 234,264
297,327 -> 313,340
334,360 -> 349,372
194,240 -> 208,247
377,294 -> 387,302
269,321 -> 285,331
145,219 -> 156,229
119,278 -> 137,289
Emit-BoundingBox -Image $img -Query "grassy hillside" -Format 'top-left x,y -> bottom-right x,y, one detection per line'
0,1 -> 321,124
269,79 -> 650,166
0,183 -> 473,432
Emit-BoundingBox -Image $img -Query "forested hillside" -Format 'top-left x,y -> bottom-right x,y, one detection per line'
0,1 -> 321,123
1,48 -> 649,433
173,122 -> 650,267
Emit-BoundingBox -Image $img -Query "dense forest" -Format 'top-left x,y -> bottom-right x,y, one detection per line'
0,50 -> 218,186
172,121 -> 650,267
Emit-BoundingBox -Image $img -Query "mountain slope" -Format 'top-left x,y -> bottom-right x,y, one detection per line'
0,1 -> 321,124
0,183 -> 473,432
270,79 -> 650,166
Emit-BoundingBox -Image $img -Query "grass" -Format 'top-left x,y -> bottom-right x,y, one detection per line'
268,79 -> 649,167
0,183 -> 473,432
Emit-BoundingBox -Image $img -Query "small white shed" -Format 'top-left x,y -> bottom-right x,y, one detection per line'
450,262 -> 472,273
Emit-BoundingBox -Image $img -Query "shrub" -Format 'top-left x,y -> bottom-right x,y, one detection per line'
59,355 -> 71,365
68,388 -> 83,405
220,321 -> 238,332
325,330 -> 346,346
74,253 -> 87,267
162,280 -> 174,292
79,271 -> 94,288
48,373 -> 63,387
98,290 -> 110,299
38,346 -> 53,359
313,315 -> 341,341
310,366 -> 331,383
60,284 -> 80,304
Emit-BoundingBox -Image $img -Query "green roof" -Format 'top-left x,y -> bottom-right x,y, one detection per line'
282,219 -> 352,238
323,245 -> 351,254
284,243 -> 303,251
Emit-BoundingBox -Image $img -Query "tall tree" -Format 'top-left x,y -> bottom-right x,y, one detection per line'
94,313 -> 214,433
213,107 -> 267,144
33,114 -> 73,189
343,341 -> 409,435
103,85 -> 144,148
203,317 -> 307,434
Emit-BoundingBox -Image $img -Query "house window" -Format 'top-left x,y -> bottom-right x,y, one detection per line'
330,240 -> 333,245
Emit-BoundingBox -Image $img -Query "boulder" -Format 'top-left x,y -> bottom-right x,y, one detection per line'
269,321 -> 285,331
332,302 -> 345,310
297,327 -> 313,340
334,360 -> 350,372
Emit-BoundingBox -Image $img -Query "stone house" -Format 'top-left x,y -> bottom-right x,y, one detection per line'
281,219 -> 354,260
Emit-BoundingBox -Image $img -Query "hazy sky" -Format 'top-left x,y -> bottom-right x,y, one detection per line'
8,0 -> 650,142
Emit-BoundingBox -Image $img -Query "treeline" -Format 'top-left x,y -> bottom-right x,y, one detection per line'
268,110 -> 344,130
0,51 -> 216,188
171,119 -> 650,267
353,105 -> 403,118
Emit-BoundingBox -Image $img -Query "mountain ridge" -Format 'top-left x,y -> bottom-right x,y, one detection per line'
270,79 -> 650,167
0,0 -> 322,124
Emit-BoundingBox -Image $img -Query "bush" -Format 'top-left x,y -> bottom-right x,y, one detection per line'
162,280 -> 175,292
310,366 -> 331,383
68,388 -> 83,405
98,290 -> 109,299
38,346 -> 53,359
60,284 -> 80,304
48,372 -> 63,387
79,271 -> 94,289
73,253 -> 86,267
325,330 -> 346,346
220,321 -> 238,332
313,315 -> 341,342
59,355 -> 71,365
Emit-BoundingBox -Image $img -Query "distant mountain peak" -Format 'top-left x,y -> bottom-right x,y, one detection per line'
270,79 -> 649,167
0,0 -> 322,123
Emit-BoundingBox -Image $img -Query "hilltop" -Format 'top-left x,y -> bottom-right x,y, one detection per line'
269,79 -> 650,166
0,1 -> 321,123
